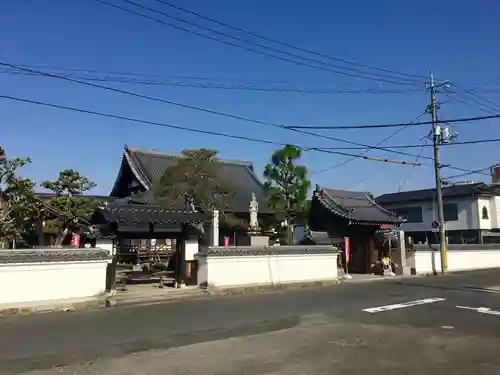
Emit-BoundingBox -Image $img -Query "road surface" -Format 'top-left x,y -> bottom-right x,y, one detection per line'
2,270 -> 500,374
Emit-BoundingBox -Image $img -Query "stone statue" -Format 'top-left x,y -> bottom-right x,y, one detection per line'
249,193 -> 259,231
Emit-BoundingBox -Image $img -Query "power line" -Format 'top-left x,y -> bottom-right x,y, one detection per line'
3,63 -> 487,176
443,165 -> 494,180
310,112 -> 428,175
0,67 -> 425,95
317,138 -> 500,150
154,0 -> 428,81
287,113 -> 500,130
444,92 -> 497,116
1,62 -> 434,162
451,83 -> 500,112
0,94 -> 421,166
0,62 -> 284,127
447,88 -> 500,116
5,65 -> 498,94
94,0 -> 424,86
397,135 -> 431,192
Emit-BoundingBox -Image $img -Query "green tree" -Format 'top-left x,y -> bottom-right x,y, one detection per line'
153,149 -> 240,227
263,145 -> 311,244
41,169 -> 97,246
0,146 -> 41,248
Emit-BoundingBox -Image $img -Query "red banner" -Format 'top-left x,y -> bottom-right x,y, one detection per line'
345,237 -> 350,264
71,234 -> 80,247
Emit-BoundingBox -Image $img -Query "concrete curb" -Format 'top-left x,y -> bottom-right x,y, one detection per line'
338,275 -> 421,284
203,279 -> 341,296
415,268 -> 500,277
110,290 -> 212,307
0,296 -> 109,318
461,286 -> 500,295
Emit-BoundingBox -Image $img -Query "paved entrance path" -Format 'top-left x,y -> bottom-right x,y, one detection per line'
2,270 -> 500,374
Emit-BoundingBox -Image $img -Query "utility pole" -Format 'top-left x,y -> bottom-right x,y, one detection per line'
429,71 -> 447,274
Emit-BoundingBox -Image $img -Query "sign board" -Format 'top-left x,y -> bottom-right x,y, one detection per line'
344,237 -> 351,264
431,220 -> 440,229
379,224 -> 393,230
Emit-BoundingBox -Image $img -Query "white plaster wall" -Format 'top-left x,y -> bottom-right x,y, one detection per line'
413,250 -> 500,274
0,261 -> 109,305
477,197 -> 492,230
383,197 -> 479,232
196,253 -> 338,288
96,240 -> 115,256
492,197 -> 500,228
185,238 -> 199,261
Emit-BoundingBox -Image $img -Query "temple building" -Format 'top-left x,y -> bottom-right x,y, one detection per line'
309,185 -> 402,273
87,145 -> 274,287
109,145 -> 272,242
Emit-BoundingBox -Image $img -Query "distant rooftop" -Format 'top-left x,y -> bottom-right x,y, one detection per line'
376,182 -> 500,205
110,145 -> 270,213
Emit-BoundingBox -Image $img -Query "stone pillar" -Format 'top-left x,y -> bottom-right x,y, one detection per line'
96,238 -> 116,293
176,236 -> 187,288
184,237 -> 199,286
212,210 -> 219,246
395,230 -> 410,275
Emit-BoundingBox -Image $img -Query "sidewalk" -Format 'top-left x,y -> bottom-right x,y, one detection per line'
111,274 -> 417,308
112,284 -> 211,306
339,273 -> 418,283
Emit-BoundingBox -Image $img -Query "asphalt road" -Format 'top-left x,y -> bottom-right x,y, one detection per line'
2,270 -> 500,374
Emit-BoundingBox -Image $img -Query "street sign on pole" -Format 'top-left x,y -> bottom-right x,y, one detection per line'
431,220 -> 440,229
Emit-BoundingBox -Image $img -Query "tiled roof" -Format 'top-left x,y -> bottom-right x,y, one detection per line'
98,203 -> 210,225
376,182 -> 497,205
197,245 -> 338,257
111,146 -> 269,213
35,193 -> 117,203
0,248 -> 111,264
314,186 -> 401,224
301,230 -> 345,246
110,191 -> 157,206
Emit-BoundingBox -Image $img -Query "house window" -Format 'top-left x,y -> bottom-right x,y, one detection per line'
482,206 -> 489,220
443,203 -> 458,221
392,207 -> 423,222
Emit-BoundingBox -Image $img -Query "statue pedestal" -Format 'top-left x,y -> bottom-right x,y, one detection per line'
248,231 -> 269,246
250,236 -> 269,246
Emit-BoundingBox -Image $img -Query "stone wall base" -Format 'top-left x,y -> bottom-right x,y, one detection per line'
204,279 -> 340,296
0,295 -> 110,318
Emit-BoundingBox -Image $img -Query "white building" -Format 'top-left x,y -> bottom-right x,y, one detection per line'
376,182 -> 500,245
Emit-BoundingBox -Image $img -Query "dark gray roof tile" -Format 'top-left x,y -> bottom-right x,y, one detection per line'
0,248 -> 111,264
301,230 -> 345,246
113,146 -> 270,213
99,204 -> 210,224
197,245 -> 338,257
315,186 -> 401,224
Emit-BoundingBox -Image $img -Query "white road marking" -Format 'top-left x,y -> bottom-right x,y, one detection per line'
362,297 -> 446,313
456,306 -> 500,316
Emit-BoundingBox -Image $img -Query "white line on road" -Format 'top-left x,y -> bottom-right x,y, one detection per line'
456,306 -> 500,316
362,297 -> 446,313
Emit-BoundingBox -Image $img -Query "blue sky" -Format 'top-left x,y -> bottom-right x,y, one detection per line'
1,0 -> 499,196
